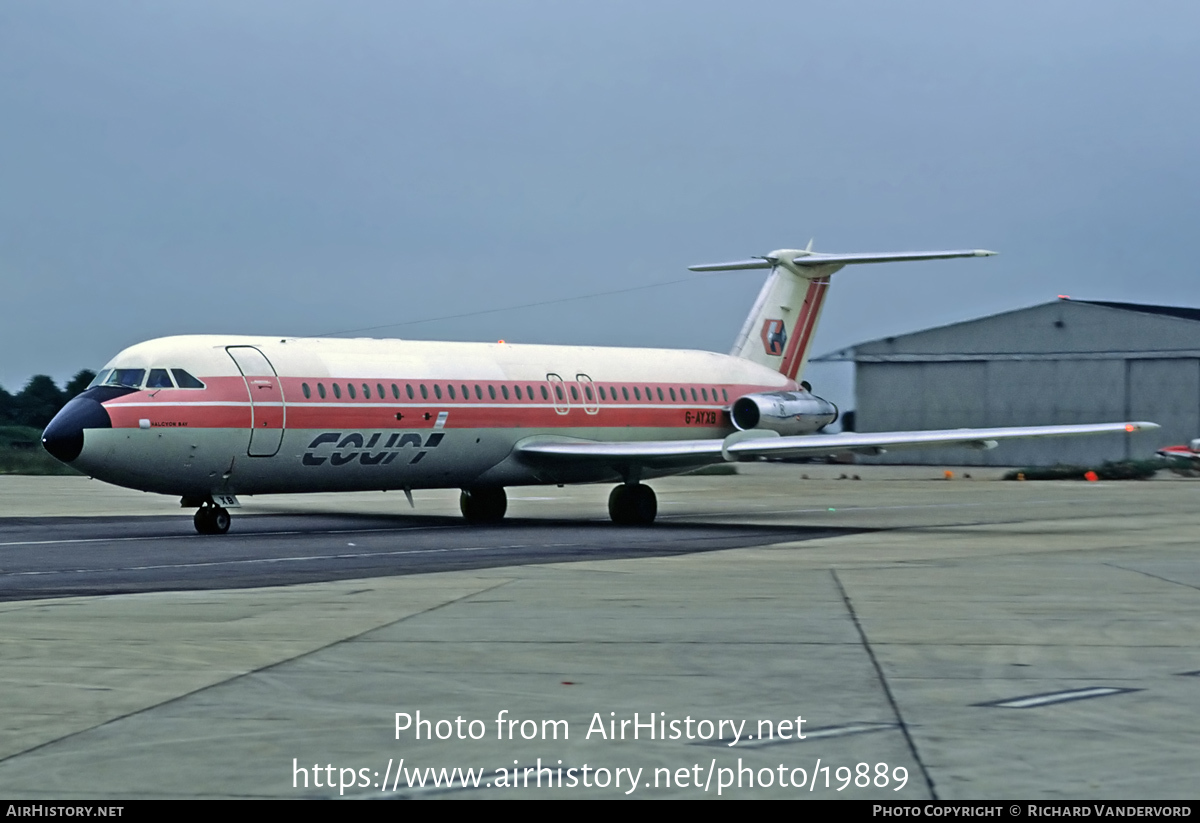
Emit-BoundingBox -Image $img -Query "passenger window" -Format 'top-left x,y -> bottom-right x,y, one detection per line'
406,384 -> 415,399
570,386 -> 579,401
691,388 -> 698,401
362,383 -> 371,399
489,385 -> 497,400
434,384 -> 442,399
701,388 -> 708,401
656,387 -> 663,401
448,384 -> 456,400
554,385 -> 564,401
332,384 -> 341,399
622,387 -> 629,401
302,383 -> 311,399
501,385 -> 509,400
722,388 -> 729,402
585,386 -> 594,401
599,386 -> 606,400
476,385 -> 484,400
378,383 -> 385,399
462,384 -> 469,399
420,384 -> 428,399
540,385 -> 549,400
348,384 -> 356,399
527,385 -> 534,398
669,387 -> 676,401
318,383 -> 327,399
514,385 -> 522,400
634,386 -> 641,400
393,384 -> 400,399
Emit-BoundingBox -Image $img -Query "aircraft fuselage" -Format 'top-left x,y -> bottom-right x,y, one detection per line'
46,335 -> 810,499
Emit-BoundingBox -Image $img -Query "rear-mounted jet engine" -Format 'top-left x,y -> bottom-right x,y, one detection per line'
730,390 -> 838,436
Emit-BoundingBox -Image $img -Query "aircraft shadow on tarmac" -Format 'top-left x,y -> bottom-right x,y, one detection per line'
0,514 -> 869,602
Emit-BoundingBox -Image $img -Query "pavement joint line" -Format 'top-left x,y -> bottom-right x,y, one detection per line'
975,687 -> 1142,709
1103,562 -> 1200,592
0,577 -> 515,768
830,568 -> 937,800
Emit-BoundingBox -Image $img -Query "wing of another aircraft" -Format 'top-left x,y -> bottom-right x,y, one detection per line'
516,422 -> 1159,469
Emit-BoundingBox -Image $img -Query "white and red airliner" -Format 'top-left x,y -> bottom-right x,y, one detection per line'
42,246 -> 1157,533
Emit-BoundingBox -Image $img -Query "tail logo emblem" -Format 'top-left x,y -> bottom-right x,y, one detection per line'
761,319 -> 787,356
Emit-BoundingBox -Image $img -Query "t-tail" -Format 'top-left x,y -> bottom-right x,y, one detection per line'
690,245 -> 997,381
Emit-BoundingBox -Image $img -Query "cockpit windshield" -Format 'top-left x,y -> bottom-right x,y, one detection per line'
88,367 -> 205,390
102,369 -> 147,389
146,369 -> 174,389
171,369 -> 205,389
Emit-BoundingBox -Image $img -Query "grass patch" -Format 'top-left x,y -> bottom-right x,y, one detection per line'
0,425 -> 81,475
1003,459 -> 1166,481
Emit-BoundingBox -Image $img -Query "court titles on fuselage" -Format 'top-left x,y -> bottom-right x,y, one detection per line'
42,245 -> 1158,534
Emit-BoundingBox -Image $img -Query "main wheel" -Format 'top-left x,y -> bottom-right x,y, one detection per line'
210,506 -> 231,534
460,487 -> 507,523
608,484 -> 657,525
193,506 -> 231,535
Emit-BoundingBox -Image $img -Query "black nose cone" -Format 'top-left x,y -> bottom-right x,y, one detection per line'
42,395 -> 113,463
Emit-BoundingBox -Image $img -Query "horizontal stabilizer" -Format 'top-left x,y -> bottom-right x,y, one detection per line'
690,249 -> 996,272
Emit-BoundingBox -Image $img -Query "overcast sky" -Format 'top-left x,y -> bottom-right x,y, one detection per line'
3,2 -> 1198,413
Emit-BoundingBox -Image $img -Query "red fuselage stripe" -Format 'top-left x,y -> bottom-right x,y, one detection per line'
102,378 -> 789,431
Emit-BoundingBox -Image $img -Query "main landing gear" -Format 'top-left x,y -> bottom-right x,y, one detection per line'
608,483 -> 657,525
460,487 -> 508,523
193,503 -> 231,535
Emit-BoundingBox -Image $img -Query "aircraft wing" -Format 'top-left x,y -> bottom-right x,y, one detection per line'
516,422 -> 1158,467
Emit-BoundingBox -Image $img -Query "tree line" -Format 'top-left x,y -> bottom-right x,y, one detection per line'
0,371 -> 96,429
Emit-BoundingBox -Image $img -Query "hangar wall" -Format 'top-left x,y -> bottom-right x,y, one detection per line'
846,301 -> 1200,466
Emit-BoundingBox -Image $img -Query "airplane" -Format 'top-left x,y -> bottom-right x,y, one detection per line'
41,246 -> 1158,534
1156,440 -> 1200,464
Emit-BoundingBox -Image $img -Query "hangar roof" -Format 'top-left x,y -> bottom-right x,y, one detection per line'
817,300 -> 1200,363
1074,300 -> 1200,324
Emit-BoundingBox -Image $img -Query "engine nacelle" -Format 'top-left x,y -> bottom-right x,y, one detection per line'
730,390 -> 838,436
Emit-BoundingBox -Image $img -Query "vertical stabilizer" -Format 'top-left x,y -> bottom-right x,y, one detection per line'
689,246 -> 996,381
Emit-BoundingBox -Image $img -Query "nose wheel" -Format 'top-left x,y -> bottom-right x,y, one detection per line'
194,504 -> 231,535
460,487 -> 507,523
608,484 -> 657,525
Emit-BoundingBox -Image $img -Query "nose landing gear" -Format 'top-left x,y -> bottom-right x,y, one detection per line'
608,483 -> 657,525
193,504 -> 231,535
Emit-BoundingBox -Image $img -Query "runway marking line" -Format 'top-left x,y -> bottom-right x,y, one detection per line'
976,687 -> 1140,709
0,544 -> 568,579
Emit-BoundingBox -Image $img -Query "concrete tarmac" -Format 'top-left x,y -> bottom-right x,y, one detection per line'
0,465 -> 1197,799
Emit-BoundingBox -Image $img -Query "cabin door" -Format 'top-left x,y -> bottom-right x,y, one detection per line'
226,346 -> 286,457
